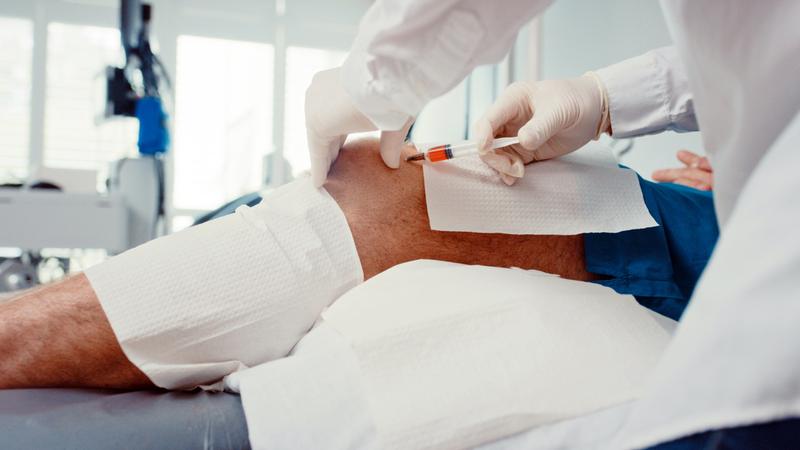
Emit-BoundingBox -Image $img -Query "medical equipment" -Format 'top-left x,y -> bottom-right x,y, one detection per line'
0,259 -> 38,293
406,137 -> 519,162
0,189 -> 129,252
108,157 -> 163,248
102,0 -> 170,234
106,0 -> 170,156
0,155 -> 163,293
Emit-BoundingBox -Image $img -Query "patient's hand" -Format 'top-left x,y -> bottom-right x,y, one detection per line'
652,150 -> 713,191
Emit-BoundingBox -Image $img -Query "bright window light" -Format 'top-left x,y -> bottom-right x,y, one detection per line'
174,35 -> 274,210
283,46 -> 346,177
43,23 -> 138,174
171,215 -> 195,232
0,17 -> 33,179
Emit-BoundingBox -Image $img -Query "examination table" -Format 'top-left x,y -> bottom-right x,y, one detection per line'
0,388 -> 250,449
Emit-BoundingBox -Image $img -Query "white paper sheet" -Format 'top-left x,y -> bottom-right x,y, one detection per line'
320,260 -> 674,449
86,178 -> 363,389
232,260 -> 675,450
423,143 -> 657,235
226,322 -> 379,450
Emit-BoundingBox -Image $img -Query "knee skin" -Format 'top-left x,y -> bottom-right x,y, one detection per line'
325,139 -> 592,281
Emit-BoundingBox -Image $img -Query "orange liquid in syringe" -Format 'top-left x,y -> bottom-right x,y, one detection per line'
426,145 -> 453,162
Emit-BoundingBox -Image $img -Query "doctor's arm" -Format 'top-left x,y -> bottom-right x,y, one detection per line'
477,46 -> 700,184
307,0 -> 553,186
342,0 -> 553,130
595,46 -> 698,138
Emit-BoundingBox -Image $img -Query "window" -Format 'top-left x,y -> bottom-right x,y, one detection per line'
171,215 -> 195,233
43,23 -> 138,174
283,46 -> 346,176
174,35 -> 274,211
0,17 -> 33,179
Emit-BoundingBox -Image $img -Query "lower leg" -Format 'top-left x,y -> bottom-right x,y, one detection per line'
0,274 -> 151,389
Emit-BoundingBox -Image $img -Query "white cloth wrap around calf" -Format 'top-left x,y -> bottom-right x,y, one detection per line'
85,179 -> 363,389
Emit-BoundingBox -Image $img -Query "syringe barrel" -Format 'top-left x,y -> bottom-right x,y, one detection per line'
449,145 -> 479,159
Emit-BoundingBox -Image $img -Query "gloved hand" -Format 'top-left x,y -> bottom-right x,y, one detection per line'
305,67 -> 412,187
474,73 -> 610,185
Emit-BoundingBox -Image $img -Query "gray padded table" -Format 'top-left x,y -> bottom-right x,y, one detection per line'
0,388 -> 250,449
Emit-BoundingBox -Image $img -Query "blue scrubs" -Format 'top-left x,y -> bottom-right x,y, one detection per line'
584,176 -> 719,321
645,417 -> 800,449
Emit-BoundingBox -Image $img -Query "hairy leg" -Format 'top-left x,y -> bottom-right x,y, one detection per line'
0,138 -> 590,390
326,140 -> 592,281
0,276 -> 151,389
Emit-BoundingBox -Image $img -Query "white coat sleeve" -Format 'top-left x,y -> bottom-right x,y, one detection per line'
341,0 -> 553,130
614,110 -> 800,450
594,46 -> 698,138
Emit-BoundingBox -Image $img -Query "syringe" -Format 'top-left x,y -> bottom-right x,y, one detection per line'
406,137 -> 520,163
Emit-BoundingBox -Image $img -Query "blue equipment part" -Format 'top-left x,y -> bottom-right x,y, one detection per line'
135,96 -> 169,156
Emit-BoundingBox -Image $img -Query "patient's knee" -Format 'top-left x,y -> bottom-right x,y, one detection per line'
325,138 -> 422,201
324,139 -> 428,279
323,137 -> 592,282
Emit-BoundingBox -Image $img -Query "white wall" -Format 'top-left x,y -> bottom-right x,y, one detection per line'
540,0 -> 704,178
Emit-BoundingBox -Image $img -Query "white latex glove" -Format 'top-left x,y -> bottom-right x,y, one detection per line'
474,73 -> 610,185
305,67 -> 412,187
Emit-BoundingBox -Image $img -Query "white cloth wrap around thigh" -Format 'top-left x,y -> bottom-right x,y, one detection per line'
85,179 -> 363,389
231,260 -> 675,450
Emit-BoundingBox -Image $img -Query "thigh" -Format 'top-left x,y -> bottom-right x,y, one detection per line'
325,139 -> 593,281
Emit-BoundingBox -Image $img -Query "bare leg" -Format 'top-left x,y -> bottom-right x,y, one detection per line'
0,275 -> 151,389
327,140 -> 592,281
0,138 -> 591,389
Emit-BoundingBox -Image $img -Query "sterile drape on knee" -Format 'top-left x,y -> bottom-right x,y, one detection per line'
86,179 -> 363,389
